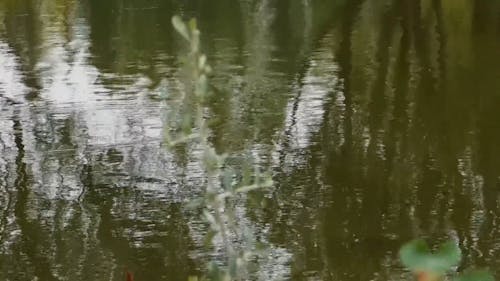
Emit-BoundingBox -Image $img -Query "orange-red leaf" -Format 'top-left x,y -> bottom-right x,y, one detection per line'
126,271 -> 134,281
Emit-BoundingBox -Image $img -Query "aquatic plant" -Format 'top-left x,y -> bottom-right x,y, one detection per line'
400,239 -> 494,281
164,16 -> 273,281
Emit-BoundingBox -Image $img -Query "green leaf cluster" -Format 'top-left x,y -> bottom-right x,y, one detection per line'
399,239 -> 495,281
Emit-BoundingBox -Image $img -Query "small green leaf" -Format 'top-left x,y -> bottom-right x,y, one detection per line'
228,256 -> 238,278
399,239 -> 461,274
172,16 -> 190,41
455,269 -> 495,281
181,112 -> 193,135
400,239 -> 429,269
435,241 -> 462,267
222,168 -> 235,190
185,198 -> 203,210
234,184 -> 259,193
204,229 -> 217,248
196,74 -> 209,98
188,18 -> 197,32
203,147 -> 220,172
240,162 -> 252,187
203,210 -> 218,230
198,54 -> 207,70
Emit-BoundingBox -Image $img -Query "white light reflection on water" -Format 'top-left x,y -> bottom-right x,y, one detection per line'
282,32 -> 339,162
0,3 -> 295,280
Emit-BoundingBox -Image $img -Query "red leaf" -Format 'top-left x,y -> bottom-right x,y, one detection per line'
126,271 -> 134,281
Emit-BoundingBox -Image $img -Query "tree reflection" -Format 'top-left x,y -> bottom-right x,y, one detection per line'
0,0 -> 499,280
267,0 -> 500,279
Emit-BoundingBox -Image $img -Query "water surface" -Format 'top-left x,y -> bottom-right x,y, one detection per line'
1,0 -> 500,280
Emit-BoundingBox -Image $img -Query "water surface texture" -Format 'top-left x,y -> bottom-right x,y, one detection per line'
1,0 -> 500,280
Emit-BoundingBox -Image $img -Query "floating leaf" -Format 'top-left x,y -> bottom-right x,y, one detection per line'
400,239 -> 462,274
455,269 -> 495,281
172,16 -> 190,41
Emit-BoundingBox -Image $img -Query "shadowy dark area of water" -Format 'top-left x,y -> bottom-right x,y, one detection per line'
1,0 -> 499,280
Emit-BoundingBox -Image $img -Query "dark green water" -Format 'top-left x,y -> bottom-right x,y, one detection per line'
0,0 -> 499,280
